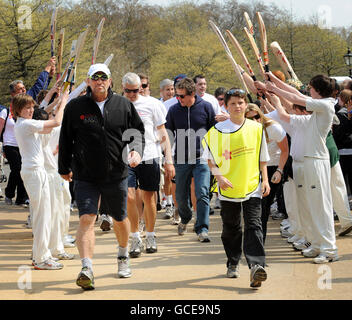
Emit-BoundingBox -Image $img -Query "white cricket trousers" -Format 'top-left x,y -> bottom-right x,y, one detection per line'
62,180 -> 71,235
21,168 -> 51,264
292,161 -> 313,242
47,170 -> 65,256
303,157 -> 337,255
331,161 -> 352,228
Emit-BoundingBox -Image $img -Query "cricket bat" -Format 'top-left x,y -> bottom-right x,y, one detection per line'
50,7 -> 58,57
56,28 -> 65,80
92,18 -> 105,65
256,12 -> 269,73
209,20 -> 253,103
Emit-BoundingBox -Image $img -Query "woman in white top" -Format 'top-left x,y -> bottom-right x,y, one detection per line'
245,104 -> 289,244
12,91 -> 68,270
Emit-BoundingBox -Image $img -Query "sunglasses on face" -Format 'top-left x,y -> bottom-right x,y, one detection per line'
217,97 -> 224,101
90,74 -> 110,81
124,88 -> 139,93
141,83 -> 149,89
175,93 -> 189,99
226,89 -> 245,95
246,114 -> 261,120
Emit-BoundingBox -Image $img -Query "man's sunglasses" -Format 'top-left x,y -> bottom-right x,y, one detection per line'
90,74 -> 110,81
141,83 -> 149,89
246,114 -> 261,120
124,88 -> 139,93
175,93 -> 189,99
217,97 -> 224,101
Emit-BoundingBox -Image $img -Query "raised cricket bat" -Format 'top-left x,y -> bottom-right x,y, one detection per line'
209,20 -> 253,103
50,7 -> 58,57
92,18 -> 105,65
56,28 -> 65,80
256,12 -> 269,73
244,12 -> 254,36
270,41 -> 300,82
244,26 -> 265,77
226,30 -> 257,81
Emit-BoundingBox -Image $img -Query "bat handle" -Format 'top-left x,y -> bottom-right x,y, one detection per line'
251,75 -> 257,81
264,65 -> 269,73
247,94 -> 253,103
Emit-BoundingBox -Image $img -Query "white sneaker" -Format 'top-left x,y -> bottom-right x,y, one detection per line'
100,214 -> 112,231
281,229 -> 293,238
302,247 -> 320,258
53,252 -> 75,260
171,216 -> 181,225
293,241 -> 311,251
313,253 -> 339,264
161,199 -> 167,209
287,234 -> 300,243
164,205 -> 174,219
338,224 -> 352,236
129,237 -> 143,258
25,214 -> 32,229
280,219 -> 290,227
117,256 -> 131,278
34,258 -> 63,270
145,235 -> 157,253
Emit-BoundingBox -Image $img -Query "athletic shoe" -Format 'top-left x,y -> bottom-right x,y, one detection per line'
76,267 -> 95,290
281,229 -> 293,238
164,205 -> 174,219
313,253 -> 339,264
338,224 -> 352,237
54,252 -> 75,260
5,197 -> 12,205
227,264 -> 240,278
215,197 -> 221,209
64,241 -> 76,248
280,219 -> 290,227
117,256 -> 131,278
178,223 -> 187,235
145,235 -> 157,253
293,241 -> 311,251
161,199 -> 167,209
198,231 -> 210,243
64,234 -> 76,243
250,264 -> 267,289
287,234 -> 300,244
34,258 -> 63,270
302,247 -> 320,258
100,214 -> 112,232
209,208 -> 215,216
129,237 -> 143,258
272,212 -> 286,220
171,216 -> 181,225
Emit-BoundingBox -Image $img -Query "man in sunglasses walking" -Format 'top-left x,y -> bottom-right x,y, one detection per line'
59,64 -> 145,290
166,77 -> 216,242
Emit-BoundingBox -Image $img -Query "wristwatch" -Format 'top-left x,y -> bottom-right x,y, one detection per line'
276,168 -> 283,175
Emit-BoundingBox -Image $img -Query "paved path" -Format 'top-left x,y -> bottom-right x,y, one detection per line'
1,199 -> 352,300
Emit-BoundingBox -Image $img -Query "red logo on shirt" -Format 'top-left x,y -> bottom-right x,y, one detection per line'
222,150 -> 232,160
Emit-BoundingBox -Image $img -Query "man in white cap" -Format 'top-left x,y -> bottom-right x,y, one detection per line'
59,64 -> 145,290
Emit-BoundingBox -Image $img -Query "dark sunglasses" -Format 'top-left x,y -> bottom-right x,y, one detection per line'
175,93 -> 189,99
246,114 -> 261,120
217,97 -> 224,101
90,74 -> 109,81
124,88 -> 139,93
141,83 -> 149,89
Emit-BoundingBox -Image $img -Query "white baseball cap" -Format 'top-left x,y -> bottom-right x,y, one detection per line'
87,63 -> 111,77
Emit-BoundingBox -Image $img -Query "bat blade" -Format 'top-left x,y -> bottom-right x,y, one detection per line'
244,26 -> 265,77
256,12 -> 269,73
92,18 -> 105,65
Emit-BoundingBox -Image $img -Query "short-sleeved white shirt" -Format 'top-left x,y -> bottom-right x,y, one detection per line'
132,95 -> 167,161
203,119 -> 270,202
265,122 -> 286,167
290,97 -> 335,160
14,118 -> 45,170
41,132 -> 57,171
200,93 -> 222,115
163,96 -> 177,112
0,109 -> 18,147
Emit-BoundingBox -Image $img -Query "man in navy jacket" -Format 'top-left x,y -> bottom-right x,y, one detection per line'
166,77 -> 216,242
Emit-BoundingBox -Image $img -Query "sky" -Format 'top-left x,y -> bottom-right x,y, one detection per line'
144,0 -> 352,28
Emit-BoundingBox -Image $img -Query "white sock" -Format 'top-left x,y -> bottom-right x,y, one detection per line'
166,195 -> 173,206
81,257 -> 93,270
146,231 -> 155,237
131,232 -> 140,239
118,246 -> 128,258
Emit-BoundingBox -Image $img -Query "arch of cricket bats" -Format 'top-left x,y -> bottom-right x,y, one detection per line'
209,12 -> 303,103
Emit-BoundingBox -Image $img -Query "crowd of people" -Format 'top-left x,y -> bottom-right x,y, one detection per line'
1,56 -> 352,291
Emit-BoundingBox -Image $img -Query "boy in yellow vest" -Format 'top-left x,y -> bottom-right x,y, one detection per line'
202,88 -> 270,289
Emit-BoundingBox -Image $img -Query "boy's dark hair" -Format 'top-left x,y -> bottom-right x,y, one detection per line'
224,88 -> 247,106
214,87 -> 226,98
32,108 -> 49,120
175,78 -> 196,95
193,74 -> 205,84
309,75 -> 334,98
36,90 -> 48,105
11,94 -> 35,119
292,104 -> 307,112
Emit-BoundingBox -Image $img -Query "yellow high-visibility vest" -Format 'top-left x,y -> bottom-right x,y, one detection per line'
202,119 -> 263,199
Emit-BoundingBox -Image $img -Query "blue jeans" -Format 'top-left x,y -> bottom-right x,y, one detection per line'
175,160 -> 210,234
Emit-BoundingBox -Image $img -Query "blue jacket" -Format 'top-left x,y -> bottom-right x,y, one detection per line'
27,71 -> 51,100
166,95 -> 216,163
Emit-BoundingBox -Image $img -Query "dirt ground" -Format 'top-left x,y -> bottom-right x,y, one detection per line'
0,196 -> 351,301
